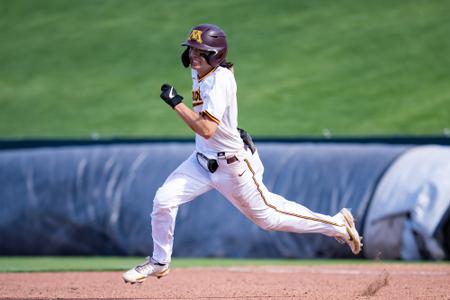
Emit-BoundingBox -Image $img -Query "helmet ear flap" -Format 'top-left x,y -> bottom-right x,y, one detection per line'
204,52 -> 214,67
181,47 -> 190,68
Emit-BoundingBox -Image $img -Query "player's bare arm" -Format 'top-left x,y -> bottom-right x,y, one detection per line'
159,83 -> 218,139
174,103 -> 218,139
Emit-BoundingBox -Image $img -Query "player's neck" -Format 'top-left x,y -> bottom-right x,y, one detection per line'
197,65 -> 215,79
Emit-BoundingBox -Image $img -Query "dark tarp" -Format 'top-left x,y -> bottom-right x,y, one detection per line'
1,142 -> 409,258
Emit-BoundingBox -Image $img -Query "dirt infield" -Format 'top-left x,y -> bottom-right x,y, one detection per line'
0,263 -> 449,299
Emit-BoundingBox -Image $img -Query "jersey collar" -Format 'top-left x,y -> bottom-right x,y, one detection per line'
198,66 -> 218,82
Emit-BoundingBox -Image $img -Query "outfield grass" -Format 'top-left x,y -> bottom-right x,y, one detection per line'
2,256 -> 445,273
0,257 -> 350,272
0,0 -> 449,138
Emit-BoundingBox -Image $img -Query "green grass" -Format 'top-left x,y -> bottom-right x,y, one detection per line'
0,257 -> 351,272
1,256 -> 445,273
0,0 -> 449,138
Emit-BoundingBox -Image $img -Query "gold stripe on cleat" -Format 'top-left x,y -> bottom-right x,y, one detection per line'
156,268 -> 170,279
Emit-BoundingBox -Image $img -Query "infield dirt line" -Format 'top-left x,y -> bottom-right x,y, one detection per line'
210,266 -> 449,276
0,296 -> 298,300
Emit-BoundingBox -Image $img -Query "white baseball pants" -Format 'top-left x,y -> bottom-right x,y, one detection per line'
151,150 -> 347,264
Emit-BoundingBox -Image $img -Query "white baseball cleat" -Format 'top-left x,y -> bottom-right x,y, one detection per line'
122,257 -> 170,284
339,208 -> 363,255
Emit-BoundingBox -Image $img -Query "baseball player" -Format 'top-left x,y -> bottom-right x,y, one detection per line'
123,24 -> 362,284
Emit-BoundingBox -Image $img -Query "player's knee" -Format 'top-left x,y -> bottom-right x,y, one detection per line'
253,217 -> 277,231
151,193 -> 172,221
152,187 -> 172,209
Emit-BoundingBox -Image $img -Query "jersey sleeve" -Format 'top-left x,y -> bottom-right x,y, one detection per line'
200,73 -> 228,125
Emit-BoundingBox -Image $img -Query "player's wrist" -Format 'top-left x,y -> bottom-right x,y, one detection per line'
169,95 -> 183,109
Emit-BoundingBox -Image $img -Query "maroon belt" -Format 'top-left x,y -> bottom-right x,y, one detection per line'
226,156 -> 238,164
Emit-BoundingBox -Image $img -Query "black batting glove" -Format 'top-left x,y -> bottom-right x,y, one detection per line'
160,83 -> 183,109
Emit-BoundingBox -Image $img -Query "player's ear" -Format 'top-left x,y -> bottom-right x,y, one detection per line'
181,47 -> 190,68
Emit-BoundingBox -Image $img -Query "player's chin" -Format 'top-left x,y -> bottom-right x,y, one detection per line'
190,59 -> 204,69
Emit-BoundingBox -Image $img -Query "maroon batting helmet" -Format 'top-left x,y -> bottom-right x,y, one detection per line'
181,24 -> 228,68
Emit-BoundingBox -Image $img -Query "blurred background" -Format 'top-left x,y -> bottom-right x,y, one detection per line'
1,0 -> 449,137
0,0 -> 449,260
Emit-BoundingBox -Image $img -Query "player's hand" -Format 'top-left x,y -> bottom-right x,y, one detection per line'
160,84 -> 183,109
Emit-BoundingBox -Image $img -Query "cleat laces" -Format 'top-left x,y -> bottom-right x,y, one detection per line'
135,257 -> 166,275
135,257 -> 155,274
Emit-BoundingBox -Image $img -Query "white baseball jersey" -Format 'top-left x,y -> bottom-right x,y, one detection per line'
191,67 -> 244,157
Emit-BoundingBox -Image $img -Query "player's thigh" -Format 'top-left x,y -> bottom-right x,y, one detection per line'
248,150 -> 264,181
155,152 -> 213,207
214,158 -> 266,210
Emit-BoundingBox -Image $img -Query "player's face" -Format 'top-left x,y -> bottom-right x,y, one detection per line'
189,47 -> 213,74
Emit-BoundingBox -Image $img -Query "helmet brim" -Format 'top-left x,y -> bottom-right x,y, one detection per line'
181,40 -> 219,54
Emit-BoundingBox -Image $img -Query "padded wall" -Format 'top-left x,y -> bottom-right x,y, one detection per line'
0,142 -> 413,258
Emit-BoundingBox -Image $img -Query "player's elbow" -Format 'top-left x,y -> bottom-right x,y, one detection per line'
198,122 -> 218,139
202,133 -> 213,140
200,128 -> 216,139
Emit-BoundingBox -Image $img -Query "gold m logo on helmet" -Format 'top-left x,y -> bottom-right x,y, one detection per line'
190,30 -> 203,43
